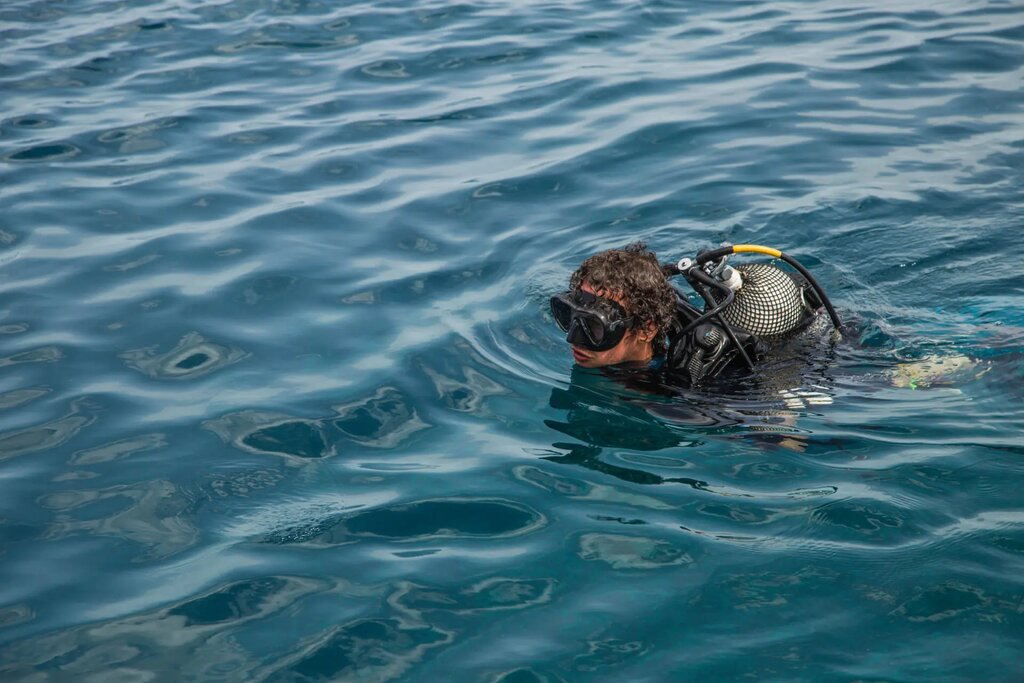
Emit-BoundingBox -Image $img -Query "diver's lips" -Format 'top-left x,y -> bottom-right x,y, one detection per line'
571,347 -> 591,363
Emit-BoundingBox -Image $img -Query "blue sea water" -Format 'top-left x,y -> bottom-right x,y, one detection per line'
2,0 -> 1024,680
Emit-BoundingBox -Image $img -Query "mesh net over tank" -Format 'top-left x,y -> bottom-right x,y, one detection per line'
719,263 -> 808,338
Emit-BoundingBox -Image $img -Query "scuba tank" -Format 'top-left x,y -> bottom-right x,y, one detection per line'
663,244 -> 842,384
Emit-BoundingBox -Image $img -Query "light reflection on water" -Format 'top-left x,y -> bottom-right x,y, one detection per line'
1,0 -> 1023,680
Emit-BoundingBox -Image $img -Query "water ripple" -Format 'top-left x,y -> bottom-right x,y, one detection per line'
2,0 -> 1023,679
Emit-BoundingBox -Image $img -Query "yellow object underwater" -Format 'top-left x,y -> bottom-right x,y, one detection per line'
890,354 -> 990,389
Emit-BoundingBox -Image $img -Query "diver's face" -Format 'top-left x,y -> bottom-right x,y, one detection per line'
570,282 -> 654,368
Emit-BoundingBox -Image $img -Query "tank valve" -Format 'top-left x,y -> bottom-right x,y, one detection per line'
720,265 -> 744,291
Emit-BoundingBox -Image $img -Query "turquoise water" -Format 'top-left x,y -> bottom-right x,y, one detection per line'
2,0 -> 1024,680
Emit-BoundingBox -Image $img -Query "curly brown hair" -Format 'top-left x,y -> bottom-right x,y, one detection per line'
569,242 -> 678,342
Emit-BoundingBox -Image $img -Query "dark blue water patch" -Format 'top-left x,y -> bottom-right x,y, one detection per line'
571,29 -> 622,45
167,577 -> 289,626
0,520 -> 40,549
120,331 -> 248,380
329,387 -> 430,448
2,115 -> 54,130
72,55 -> 116,73
590,515 -> 647,526
204,411 -> 334,461
0,573 -> 324,678
990,534 -> 1024,557
273,618 -> 452,682
204,387 -> 431,462
176,353 -> 209,370
242,421 -> 328,460
263,498 -> 544,546
391,548 -> 440,559
922,34 -> 1024,74
340,498 -> 543,540
3,142 -> 80,162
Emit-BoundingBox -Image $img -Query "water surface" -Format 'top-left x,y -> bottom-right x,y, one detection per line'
2,0 -> 1023,680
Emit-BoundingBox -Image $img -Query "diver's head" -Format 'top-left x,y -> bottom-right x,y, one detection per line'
550,243 -> 677,368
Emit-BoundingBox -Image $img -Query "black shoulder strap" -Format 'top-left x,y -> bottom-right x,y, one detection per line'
666,317 -> 762,385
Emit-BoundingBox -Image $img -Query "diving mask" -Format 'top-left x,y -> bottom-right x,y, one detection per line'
550,289 -> 634,351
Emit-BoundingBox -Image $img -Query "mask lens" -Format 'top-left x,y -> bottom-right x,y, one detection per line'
549,297 -> 573,331
583,315 -> 606,345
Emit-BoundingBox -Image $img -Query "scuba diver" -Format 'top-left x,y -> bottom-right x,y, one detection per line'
542,240 -> 845,472
544,241 -> 1003,488
549,241 -> 843,383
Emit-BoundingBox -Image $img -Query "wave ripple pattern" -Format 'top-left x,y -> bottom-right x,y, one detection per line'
2,0 -> 1023,681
